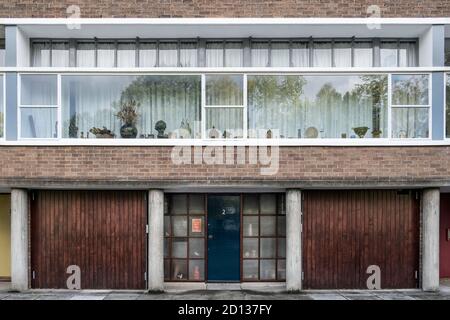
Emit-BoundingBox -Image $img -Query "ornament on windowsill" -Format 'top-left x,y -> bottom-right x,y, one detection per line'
209,126 -> 220,139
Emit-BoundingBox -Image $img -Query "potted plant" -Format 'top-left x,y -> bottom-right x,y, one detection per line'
371,129 -> 382,138
115,99 -> 140,139
352,126 -> 369,138
89,126 -> 115,138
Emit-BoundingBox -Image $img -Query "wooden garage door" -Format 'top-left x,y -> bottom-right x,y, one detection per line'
302,190 -> 420,289
31,190 -> 147,289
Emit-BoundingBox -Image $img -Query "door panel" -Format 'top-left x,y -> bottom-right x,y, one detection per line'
0,195 -> 11,280
303,190 -> 419,289
207,195 -> 240,281
441,194 -> 450,278
31,190 -> 147,289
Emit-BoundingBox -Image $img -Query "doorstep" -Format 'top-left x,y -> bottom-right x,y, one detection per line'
164,282 -> 285,293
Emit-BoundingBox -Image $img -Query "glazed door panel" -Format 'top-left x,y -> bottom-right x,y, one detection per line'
440,193 -> 450,278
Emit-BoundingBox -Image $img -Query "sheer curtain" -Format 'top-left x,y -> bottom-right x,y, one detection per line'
180,42 -> 197,67
380,42 -> 398,67
399,42 -> 417,67
76,42 -> 96,67
139,42 -> 157,67
291,42 -> 309,67
251,42 -> 269,67
353,42 -> 373,67
159,42 -> 178,67
117,42 -> 136,67
97,42 -> 115,68
271,42 -> 290,67
333,42 -> 352,67
225,42 -> 243,67
32,42 -> 51,67
313,42 -> 332,67
206,42 -> 223,67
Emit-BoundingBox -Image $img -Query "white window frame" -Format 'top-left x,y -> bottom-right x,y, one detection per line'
445,73 -> 449,140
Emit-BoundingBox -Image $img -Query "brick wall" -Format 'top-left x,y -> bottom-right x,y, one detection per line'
0,1 -> 448,18
0,146 -> 449,187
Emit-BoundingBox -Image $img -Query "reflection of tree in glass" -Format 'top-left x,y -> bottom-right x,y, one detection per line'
392,75 -> 428,105
206,75 -> 243,106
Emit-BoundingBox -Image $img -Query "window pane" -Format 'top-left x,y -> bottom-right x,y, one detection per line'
391,108 -> 429,138
243,195 -> 259,215
260,194 -> 276,214
277,260 -> 286,280
164,259 -> 170,280
292,42 -> 309,67
172,260 -> 187,280
164,238 -> 169,258
225,42 -> 243,67
180,42 -> 197,67
97,42 -> 115,68
189,194 -> 205,214
271,42 -> 290,67
446,40 -> 450,66
260,216 -> 276,236
313,42 -> 332,67
189,260 -> 205,281
0,75 -> 3,138
260,238 -> 276,258
139,42 -> 157,67
243,260 -> 258,280
32,42 -> 51,67
333,42 -> 352,67
21,108 -> 57,138
277,216 -> 286,236
260,260 -> 276,280
354,42 -> 373,67
189,238 -> 204,258
164,216 -> 171,236
189,216 -> 205,237
447,75 -> 450,138
392,74 -> 429,105
117,42 -> 136,68
243,216 -> 259,237
205,74 -> 243,106
205,108 -> 243,139
380,42 -> 398,67
21,75 -> 57,105
76,42 -> 95,67
248,75 -> 388,139
206,42 -> 223,67
251,42 -> 269,67
172,238 -> 187,258
52,42 -> 69,67
172,216 -> 188,237
171,194 -> 188,214
159,42 -> 178,67
243,238 -> 259,258
399,42 -> 417,67
278,238 -> 286,258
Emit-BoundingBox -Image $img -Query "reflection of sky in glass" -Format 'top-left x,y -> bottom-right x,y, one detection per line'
302,76 -> 363,101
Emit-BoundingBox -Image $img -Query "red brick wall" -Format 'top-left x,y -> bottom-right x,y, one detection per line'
0,146 -> 448,187
0,1 -> 448,18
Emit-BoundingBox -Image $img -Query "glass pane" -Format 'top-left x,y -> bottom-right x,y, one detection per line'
139,42 -> 157,67
205,74 -> 243,106
21,108 -> 57,138
189,194 -> 205,214
180,42 -> 197,67
172,238 -> 187,258
380,42 -> 398,67
76,42 -> 95,67
334,42 -> 352,67
164,238 -> 169,258
278,195 -> 286,215
52,42 -> 70,67
277,260 -> 286,280
164,197 -> 169,215
97,42 -> 115,68
243,216 -> 259,237
243,238 -> 259,258
0,75 -> 3,138
117,42 -> 136,68
205,107 -> 243,139
278,238 -> 286,258
21,75 -> 57,105
206,42 -> 223,67
292,42 -> 309,67
225,42 -> 243,67
391,108 -> 429,139
354,42 -> 373,67
260,238 -> 276,258
243,260 -> 258,280
172,259 -> 187,280
260,260 -> 276,280
189,216 -> 205,237
446,40 -> 450,66
392,74 -> 429,106
271,42 -> 290,67
171,194 -> 188,214
447,75 -> 450,138
172,216 -> 188,237
399,42 -> 417,67
159,42 -> 178,67
61,75 -> 201,139
260,194 -> 276,214
164,259 -> 170,280
260,216 -> 276,236
243,195 -> 259,215
248,75 -> 388,139
32,42 -> 51,67
164,216 -> 171,236
277,216 -> 286,236
251,42 -> 269,67
189,238 -> 204,258
313,42 -> 332,67
189,260 -> 205,281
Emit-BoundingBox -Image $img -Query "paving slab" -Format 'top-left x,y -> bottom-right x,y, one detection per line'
70,295 -> 106,300
309,294 -> 347,300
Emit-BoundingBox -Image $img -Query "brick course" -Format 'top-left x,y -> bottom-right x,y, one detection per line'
0,1 -> 449,18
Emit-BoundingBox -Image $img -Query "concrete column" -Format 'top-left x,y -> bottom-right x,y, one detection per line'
148,189 -> 164,292
11,189 -> 29,291
422,188 -> 440,291
286,189 -> 302,291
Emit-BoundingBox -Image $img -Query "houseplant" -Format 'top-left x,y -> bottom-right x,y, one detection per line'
115,99 -> 140,139
352,126 -> 369,138
89,126 -> 115,138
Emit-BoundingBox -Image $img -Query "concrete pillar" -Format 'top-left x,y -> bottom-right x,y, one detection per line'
148,189 -> 164,292
422,188 -> 440,291
286,189 -> 302,291
11,189 -> 29,291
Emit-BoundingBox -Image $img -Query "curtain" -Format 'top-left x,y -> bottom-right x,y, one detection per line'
333,42 -> 352,68
180,42 -> 197,67
380,42 -> 398,67
225,42 -> 243,67
117,43 -> 136,67
51,42 -> 69,67
206,42 -> 223,67
313,42 -> 332,67
399,42 -> 417,67
139,42 -> 157,67
21,108 -> 57,138
206,108 -> 243,138
251,42 -> 269,67
159,42 -> 178,67
353,42 -> 373,67
97,42 -> 115,68
291,42 -> 309,67
32,42 -> 51,67
271,42 -> 290,67
76,42 -> 95,67
391,108 -> 429,138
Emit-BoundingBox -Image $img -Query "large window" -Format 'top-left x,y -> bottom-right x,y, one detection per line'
0,75 -> 3,138
446,74 -> 450,138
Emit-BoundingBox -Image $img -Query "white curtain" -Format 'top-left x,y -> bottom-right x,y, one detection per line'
159,42 -> 178,67
21,108 -> 57,138
313,42 -> 332,67
205,108 -> 243,138
76,43 -> 95,67
97,42 -> 115,68
380,42 -> 398,67
291,42 -> 309,67
32,42 -> 51,67
251,42 -> 269,67
206,42 -> 223,67
117,43 -> 136,67
333,42 -> 352,67
399,42 -> 417,67
271,42 -> 290,67
225,42 -> 243,67
180,42 -> 197,67
353,42 -> 373,67
51,42 -> 69,67
391,108 -> 429,138
139,42 -> 157,67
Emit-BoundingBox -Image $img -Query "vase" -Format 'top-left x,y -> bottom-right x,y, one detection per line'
120,123 -> 137,139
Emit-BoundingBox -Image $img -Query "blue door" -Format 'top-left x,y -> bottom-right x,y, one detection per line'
207,195 -> 240,282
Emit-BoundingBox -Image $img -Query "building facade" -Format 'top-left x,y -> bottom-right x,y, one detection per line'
0,1 -> 449,292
